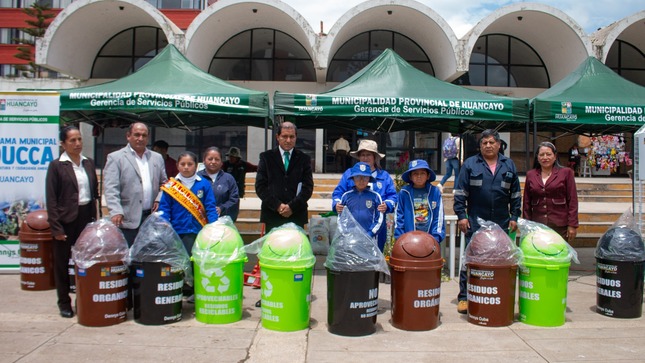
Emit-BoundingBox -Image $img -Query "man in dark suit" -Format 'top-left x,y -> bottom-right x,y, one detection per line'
255,122 -> 314,232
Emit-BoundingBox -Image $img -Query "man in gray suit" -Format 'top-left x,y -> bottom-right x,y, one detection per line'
104,122 -> 167,246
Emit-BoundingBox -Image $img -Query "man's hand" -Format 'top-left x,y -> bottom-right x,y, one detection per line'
152,201 -> 159,212
278,203 -> 293,218
111,214 -> 124,227
458,218 -> 470,234
377,202 -> 387,213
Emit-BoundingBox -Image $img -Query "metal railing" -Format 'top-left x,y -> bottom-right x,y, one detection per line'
444,215 -> 465,279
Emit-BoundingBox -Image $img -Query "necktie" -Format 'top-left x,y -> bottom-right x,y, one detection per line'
283,151 -> 290,170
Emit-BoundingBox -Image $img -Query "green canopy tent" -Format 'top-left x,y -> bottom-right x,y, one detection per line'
58,45 -> 269,130
531,56 -> 645,134
274,49 -> 529,134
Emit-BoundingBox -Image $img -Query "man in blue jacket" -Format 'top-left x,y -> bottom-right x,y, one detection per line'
453,129 -> 521,314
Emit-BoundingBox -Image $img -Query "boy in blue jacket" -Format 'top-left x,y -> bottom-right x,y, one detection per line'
394,159 -> 445,243
336,162 -> 384,238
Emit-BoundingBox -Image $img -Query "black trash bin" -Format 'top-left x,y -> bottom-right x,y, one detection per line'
18,210 -> 55,291
324,209 -> 389,337
129,213 -> 192,325
326,269 -> 379,336
132,262 -> 184,325
595,226 -> 645,318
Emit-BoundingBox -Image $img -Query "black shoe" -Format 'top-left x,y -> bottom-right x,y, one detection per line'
59,305 -> 74,318
255,300 -> 261,307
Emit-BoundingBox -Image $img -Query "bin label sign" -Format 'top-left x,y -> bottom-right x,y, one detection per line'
100,267 -> 111,277
519,279 -> 540,301
293,273 -> 303,282
136,268 -> 144,277
77,268 -> 87,277
414,287 -> 440,308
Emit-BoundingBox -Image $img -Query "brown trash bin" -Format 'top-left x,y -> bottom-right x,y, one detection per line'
467,263 -> 517,327
18,210 -> 55,291
75,261 -> 129,327
388,231 -> 443,331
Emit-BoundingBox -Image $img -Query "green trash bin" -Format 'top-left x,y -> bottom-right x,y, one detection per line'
519,229 -> 572,327
258,227 -> 316,332
193,221 -> 248,324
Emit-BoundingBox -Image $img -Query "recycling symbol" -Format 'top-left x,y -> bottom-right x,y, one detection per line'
261,270 -> 273,297
200,267 -> 230,293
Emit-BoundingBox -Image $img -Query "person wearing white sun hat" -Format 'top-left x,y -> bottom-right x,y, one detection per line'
332,139 -> 397,251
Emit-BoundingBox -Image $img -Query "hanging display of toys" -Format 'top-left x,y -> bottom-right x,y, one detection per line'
587,134 -> 632,173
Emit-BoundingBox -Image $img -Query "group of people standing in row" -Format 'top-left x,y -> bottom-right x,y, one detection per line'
45,122 -> 578,319
329,129 -> 578,315
45,122 -> 257,317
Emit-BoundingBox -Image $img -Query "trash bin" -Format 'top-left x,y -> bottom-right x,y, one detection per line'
257,225 -> 315,332
132,262 -> 184,324
72,219 -> 129,327
18,210 -> 55,291
518,228 -> 572,327
324,209 -> 390,336
129,213 -> 191,325
193,218 -> 247,324
388,231 -> 443,331
595,226 -> 645,318
465,220 -> 522,327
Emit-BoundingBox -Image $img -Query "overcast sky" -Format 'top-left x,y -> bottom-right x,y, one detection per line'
281,0 -> 644,37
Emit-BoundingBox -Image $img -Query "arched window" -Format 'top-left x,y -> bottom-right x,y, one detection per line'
457,34 -> 549,88
209,28 -> 315,81
606,40 -> 645,86
327,30 -> 433,82
91,27 -> 167,78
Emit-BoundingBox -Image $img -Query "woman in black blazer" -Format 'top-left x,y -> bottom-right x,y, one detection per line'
45,126 -> 99,318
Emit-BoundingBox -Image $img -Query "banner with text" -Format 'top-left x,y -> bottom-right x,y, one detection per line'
0,92 -> 60,271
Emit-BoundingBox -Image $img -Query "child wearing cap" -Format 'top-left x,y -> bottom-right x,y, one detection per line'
336,162 -> 384,238
394,159 -> 445,243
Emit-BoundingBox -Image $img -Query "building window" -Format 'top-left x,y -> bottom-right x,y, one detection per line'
606,40 -> 645,86
327,30 -> 434,82
457,34 -> 549,88
209,28 -> 315,81
0,28 -> 21,44
91,26 -> 168,78
143,0 -> 203,10
0,0 -> 74,8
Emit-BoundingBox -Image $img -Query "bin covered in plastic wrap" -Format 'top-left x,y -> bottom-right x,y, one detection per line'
245,223 -> 316,331
129,213 -> 192,325
518,218 -> 578,327
465,219 -> 522,327
595,209 -> 645,318
193,217 -> 247,324
72,219 -> 129,327
324,208 -> 389,336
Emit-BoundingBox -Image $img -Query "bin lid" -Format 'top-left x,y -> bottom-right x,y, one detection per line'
465,225 -> 521,266
391,231 -> 440,260
520,229 -> 570,263
259,228 -> 315,269
595,226 -> 645,261
193,222 -> 246,262
21,210 -> 50,232
72,219 -> 129,268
